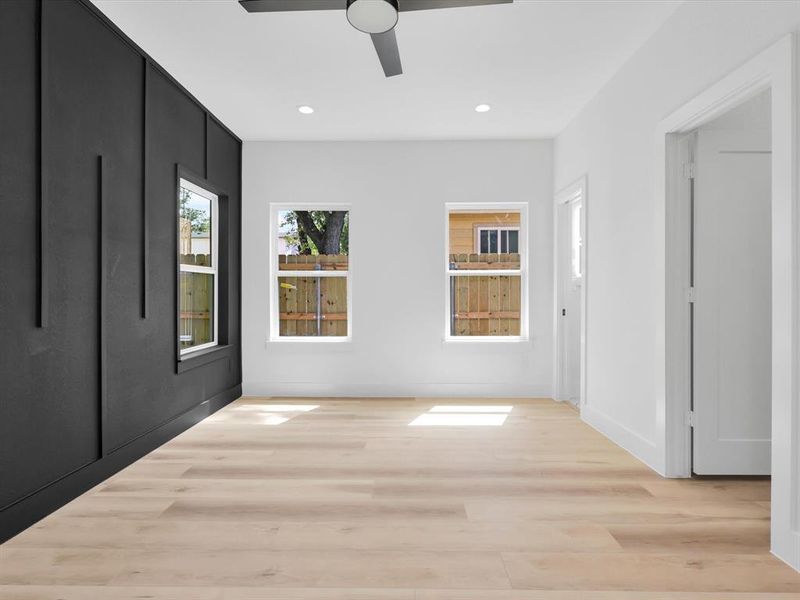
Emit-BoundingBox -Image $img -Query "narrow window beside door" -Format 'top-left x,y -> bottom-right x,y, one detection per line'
571,203 -> 582,279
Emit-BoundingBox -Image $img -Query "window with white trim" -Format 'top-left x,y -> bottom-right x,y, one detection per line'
178,178 -> 218,354
271,207 -> 350,340
447,204 -> 527,339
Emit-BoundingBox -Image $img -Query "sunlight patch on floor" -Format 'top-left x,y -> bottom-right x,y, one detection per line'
207,403 -> 320,425
429,405 -> 513,413
410,405 -> 512,426
232,404 -> 320,412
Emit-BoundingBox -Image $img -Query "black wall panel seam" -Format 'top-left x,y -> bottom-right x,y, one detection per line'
204,111 -> 209,180
36,0 -> 47,328
174,165 -> 181,365
98,155 -> 107,458
141,58 -> 149,319
74,0 -> 241,144
238,142 -> 243,378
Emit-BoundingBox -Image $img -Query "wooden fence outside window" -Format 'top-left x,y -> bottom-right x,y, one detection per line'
278,254 -> 348,337
449,253 -> 522,336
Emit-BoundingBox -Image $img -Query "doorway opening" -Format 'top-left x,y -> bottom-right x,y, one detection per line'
555,177 -> 587,407
683,90 -> 772,475
659,36 -> 797,569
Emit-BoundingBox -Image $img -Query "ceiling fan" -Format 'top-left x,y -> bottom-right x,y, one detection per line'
239,0 -> 513,78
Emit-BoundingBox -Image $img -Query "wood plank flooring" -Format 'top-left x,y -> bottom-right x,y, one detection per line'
2,397 -> 799,599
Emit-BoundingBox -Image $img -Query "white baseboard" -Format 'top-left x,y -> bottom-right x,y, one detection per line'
581,404 -> 664,475
242,381 -> 552,398
772,529 -> 800,573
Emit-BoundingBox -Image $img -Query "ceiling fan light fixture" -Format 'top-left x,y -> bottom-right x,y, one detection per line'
346,0 -> 399,34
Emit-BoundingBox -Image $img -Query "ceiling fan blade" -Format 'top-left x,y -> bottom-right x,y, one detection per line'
398,0 -> 511,11
239,0 -> 346,12
371,29 -> 403,78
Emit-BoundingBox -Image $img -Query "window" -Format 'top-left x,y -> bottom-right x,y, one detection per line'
476,227 -> 519,254
571,203 -> 582,279
178,178 -> 218,355
271,207 -> 350,340
446,204 -> 527,340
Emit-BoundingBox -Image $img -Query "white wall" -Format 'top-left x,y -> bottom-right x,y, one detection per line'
554,0 -> 800,571
243,140 -> 554,398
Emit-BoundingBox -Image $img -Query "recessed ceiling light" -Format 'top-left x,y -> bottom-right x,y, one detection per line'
298,105 -> 314,115
475,104 -> 491,113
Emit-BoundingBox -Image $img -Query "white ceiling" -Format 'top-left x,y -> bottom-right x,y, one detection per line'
91,0 -> 682,141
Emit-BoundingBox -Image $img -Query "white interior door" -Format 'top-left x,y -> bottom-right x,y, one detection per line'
557,197 -> 582,405
692,126 -> 771,475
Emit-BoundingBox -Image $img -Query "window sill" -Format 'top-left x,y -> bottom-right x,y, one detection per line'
444,336 -> 529,344
177,344 -> 231,374
268,337 -> 352,344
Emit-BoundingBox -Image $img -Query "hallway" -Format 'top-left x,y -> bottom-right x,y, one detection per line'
2,398 -> 798,598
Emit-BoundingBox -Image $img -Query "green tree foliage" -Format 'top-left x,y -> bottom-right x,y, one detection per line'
179,188 -> 210,234
282,210 -> 349,255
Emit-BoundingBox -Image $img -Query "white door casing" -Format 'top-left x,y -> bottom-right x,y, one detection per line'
557,198 -> 582,404
554,177 -> 587,407
657,34 -> 796,570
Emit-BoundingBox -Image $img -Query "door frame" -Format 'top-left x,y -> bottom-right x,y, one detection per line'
657,34 -> 798,569
554,176 -> 588,408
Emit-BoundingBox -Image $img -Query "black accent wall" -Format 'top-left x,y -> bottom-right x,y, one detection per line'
0,0 -> 242,542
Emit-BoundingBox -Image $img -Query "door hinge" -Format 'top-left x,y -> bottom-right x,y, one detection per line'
686,410 -> 697,428
686,286 -> 696,303
683,162 -> 695,180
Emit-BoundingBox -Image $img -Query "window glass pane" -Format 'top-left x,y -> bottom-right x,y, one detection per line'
179,185 -> 212,267
277,210 -> 349,272
179,272 -> 214,351
449,274 -> 521,336
507,230 -> 519,253
500,230 -> 508,253
488,230 -> 498,253
278,276 -> 348,337
572,204 -> 582,278
479,230 -> 489,254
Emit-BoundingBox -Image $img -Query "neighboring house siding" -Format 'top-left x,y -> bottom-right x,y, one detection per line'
449,211 -> 521,254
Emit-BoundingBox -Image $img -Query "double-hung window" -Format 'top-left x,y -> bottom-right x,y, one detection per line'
178,178 -> 218,354
446,204 -> 527,340
271,206 -> 351,340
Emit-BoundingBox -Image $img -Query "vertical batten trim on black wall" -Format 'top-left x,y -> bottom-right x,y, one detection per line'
1,0 -> 242,545
204,112 -> 209,179
174,165 -> 181,365
36,0 -> 48,328
238,141 -> 243,380
141,59 -> 149,319
98,155 -> 107,457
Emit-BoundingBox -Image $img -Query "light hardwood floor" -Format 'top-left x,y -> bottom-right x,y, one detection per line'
2,397 -> 799,599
